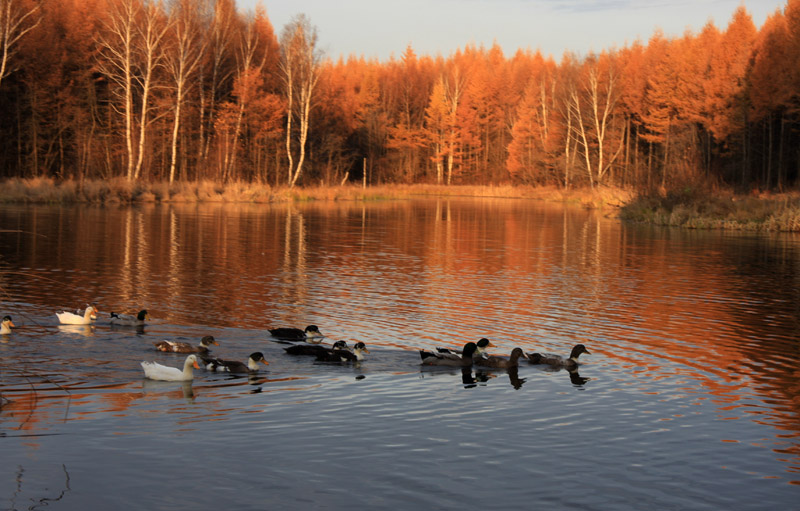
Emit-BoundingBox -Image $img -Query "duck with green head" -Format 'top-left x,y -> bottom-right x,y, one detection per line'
420,342 -> 478,367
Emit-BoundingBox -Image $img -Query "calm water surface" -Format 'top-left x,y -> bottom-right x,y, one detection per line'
0,199 -> 799,510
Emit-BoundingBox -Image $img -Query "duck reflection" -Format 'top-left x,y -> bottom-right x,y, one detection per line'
529,364 -> 590,387
110,323 -> 146,335
567,369 -> 590,387
57,324 -> 95,337
506,367 -> 526,389
141,379 -> 195,402
461,367 -> 492,388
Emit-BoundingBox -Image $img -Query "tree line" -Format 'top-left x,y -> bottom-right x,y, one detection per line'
1,0 -> 799,192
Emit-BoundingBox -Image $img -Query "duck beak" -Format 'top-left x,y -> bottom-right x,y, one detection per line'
261,359 -> 270,366
212,340 -> 219,346
9,321 -> 15,328
192,360 -> 200,369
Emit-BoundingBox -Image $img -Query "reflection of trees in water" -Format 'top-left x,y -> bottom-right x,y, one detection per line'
0,366 -> 73,432
9,464 -> 71,510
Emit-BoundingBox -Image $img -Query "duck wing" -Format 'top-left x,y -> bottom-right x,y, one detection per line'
153,340 -> 193,353
269,327 -> 305,340
284,344 -> 328,356
315,349 -> 357,362
141,361 -> 184,381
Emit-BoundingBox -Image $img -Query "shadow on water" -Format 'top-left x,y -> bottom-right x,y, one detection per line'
7,464 -> 71,511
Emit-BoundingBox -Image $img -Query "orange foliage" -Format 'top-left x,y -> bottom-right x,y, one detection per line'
704,6 -> 757,143
2,1 -> 800,191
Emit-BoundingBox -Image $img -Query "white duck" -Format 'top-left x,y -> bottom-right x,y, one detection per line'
141,354 -> 200,381
1,315 -> 14,335
56,305 -> 98,325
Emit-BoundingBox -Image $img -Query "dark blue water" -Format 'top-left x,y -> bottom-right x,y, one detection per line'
1,199 -> 798,510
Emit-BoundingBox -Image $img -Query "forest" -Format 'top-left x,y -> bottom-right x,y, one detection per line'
1,0 -> 800,193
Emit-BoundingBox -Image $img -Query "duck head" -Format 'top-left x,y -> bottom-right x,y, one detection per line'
570,344 -> 590,359
462,342 -> 478,358
476,338 -> 494,354
248,352 -> 269,370
200,335 -> 219,347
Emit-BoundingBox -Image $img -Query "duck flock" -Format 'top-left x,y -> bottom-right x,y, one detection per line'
0,306 -> 591,383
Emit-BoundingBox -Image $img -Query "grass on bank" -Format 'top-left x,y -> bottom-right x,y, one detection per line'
619,187 -> 800,232
0,177 -> 631,208
8,177 -> 800,231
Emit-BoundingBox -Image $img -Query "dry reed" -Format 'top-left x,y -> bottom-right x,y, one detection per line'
0,178 -> 633,208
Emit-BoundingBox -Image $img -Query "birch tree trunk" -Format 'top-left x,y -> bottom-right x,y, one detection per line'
0,0 -> 40,91
96,0 -> 139,180
166,0 -> 206,183
133,1 -> 170,180
280,14 -> 321,188
444,69 -> 464,186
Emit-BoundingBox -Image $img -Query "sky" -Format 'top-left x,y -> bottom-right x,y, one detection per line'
238,0 -> 787,61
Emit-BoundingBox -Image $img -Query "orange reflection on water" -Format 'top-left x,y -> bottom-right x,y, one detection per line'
2,199 -> 800,480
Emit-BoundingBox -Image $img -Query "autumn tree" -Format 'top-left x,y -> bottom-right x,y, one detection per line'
704,5 -> 757,183
424,76 -> 448,184
280,13 -> 320,187
616,40 -> 647,186
197,0 -> 239,175
385,46 -> 434,182
132,0 -> 171,180
96,0 -> 140,180
507,51 -> 561,185
423,64 -> 466,185
749,8 -> 794,189
566,51 -> 625,188
218,5 -> 278,182
0,0 -> 40,91
164,0 -> 207,183
312,57 -> 369,185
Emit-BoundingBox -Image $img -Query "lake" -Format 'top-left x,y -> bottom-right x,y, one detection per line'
1,198 -> 799,510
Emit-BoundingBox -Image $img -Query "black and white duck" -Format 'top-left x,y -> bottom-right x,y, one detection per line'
203,352 -> 269,373
284,340 -> 348,356
436,337 -> 493,358
315,341 -> 369,362
269,325 -> 324,342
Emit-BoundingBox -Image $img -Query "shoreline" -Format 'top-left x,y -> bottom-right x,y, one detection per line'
3,177 -> 800,232
0,177 -> 631,208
